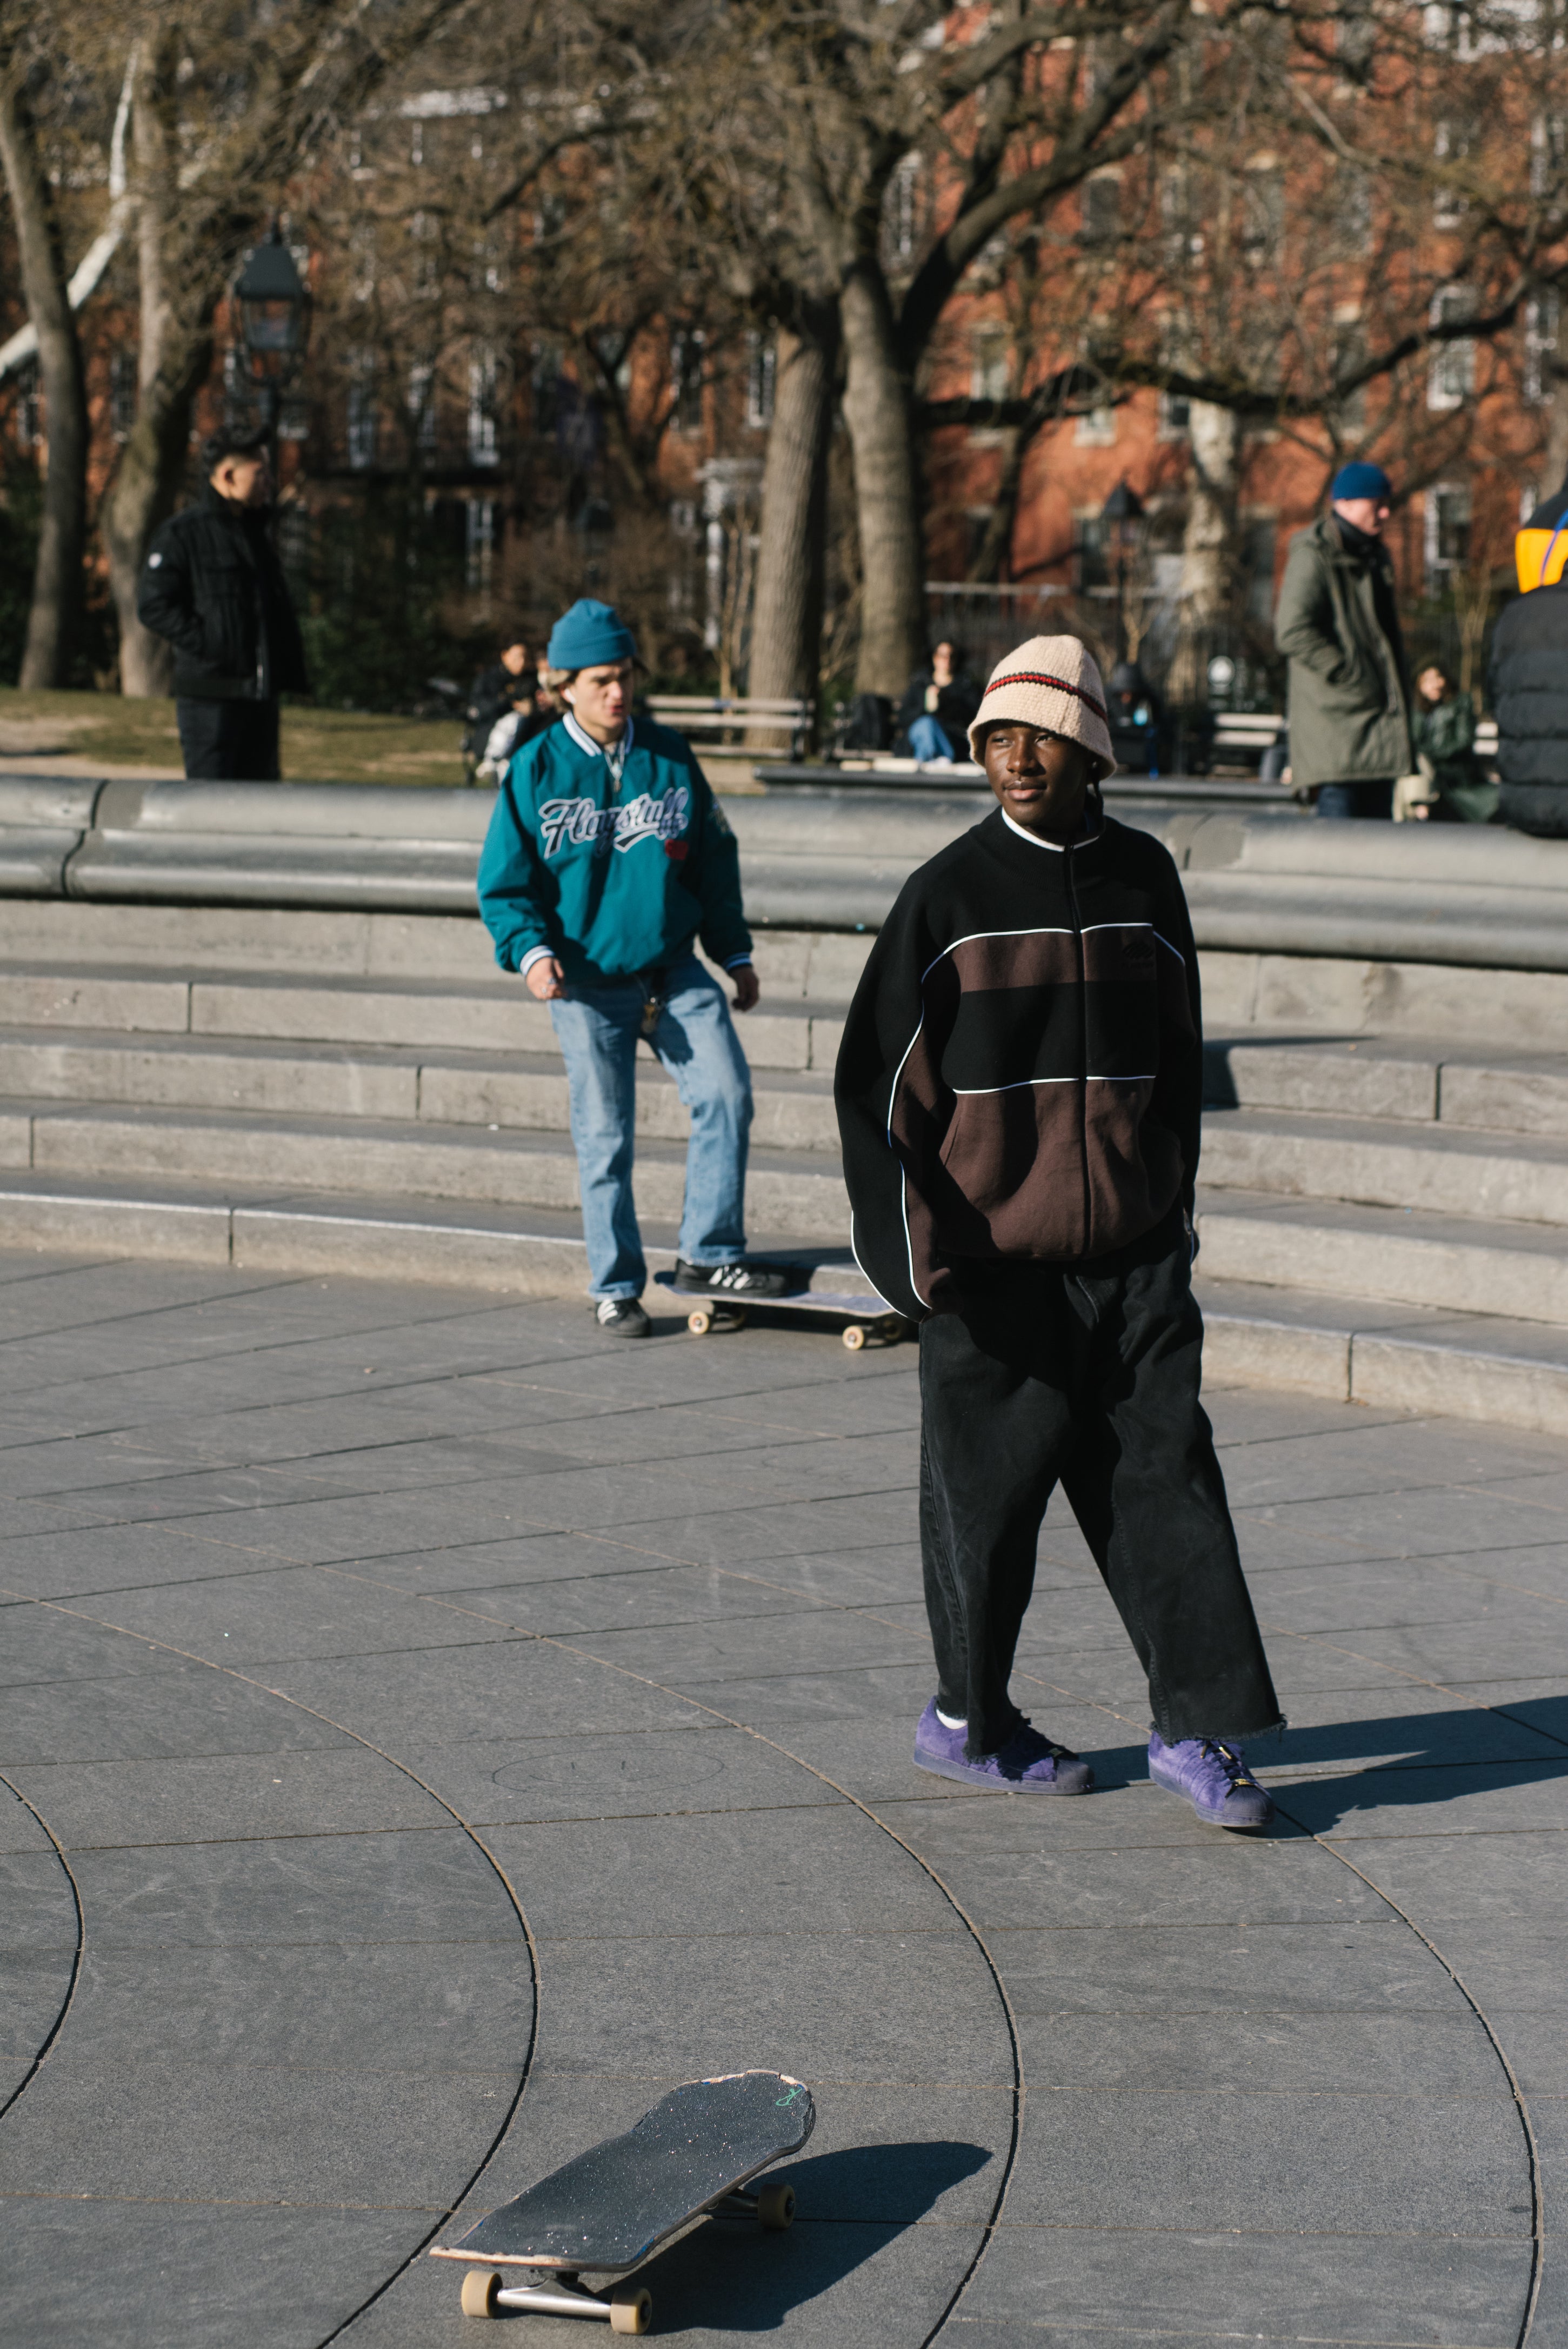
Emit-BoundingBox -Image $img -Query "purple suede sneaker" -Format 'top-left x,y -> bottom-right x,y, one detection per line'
1147,1732 -> 1273,1829
914,1699 -> 1093,1794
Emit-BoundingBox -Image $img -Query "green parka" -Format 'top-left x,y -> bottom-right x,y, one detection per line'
1274,512 -> 1411,786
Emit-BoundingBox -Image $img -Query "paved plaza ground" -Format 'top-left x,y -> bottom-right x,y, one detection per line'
1,1251 -> 1565,2348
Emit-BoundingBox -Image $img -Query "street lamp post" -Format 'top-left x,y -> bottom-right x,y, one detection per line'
1099,479 -> 1144,665
233,225 -> 312,451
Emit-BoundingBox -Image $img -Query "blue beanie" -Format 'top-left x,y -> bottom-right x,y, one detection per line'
1330,461 -> 1392,504
546,598 -> 637,671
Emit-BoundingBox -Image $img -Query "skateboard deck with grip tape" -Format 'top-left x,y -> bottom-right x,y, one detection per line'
430,2068 -> 815,2332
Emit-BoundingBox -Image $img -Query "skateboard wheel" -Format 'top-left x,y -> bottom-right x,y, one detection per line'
610,2283 -> 653,2333
459,2268 -> 501,2318
842,1324 -> 867,1352
687,1309 -> 712,1336
757,2180 -> 795,2230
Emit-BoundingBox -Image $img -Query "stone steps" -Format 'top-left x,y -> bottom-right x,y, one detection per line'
1205,1031 -> 1568,1136
1200,1104 -> 1568,1227
4,942 -> 1568,1436
0,963 -> 849,1071
1,1099 -> 847,1237
1193,1190 -> 1568,1326
0,1029 -> 842,1151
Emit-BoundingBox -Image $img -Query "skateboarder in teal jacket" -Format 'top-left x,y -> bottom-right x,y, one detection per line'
477,598 -> 792,1336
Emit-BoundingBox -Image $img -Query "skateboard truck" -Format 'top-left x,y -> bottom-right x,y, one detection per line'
461,2270 -> 652,2330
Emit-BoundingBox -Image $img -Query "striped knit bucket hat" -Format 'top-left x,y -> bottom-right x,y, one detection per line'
967,635 -> 1117,779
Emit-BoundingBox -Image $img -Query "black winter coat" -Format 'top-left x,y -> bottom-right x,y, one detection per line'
1488,584 -> 1568,786
835,809 -> 1202,1322
137,485 -> 309,702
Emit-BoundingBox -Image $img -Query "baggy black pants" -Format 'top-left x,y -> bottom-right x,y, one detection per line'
176,698 -> 281,781
918,1206 -> 1281,1758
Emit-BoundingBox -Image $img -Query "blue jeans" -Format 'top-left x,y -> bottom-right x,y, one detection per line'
908,714 -> 957,762
549,953 -> 753,1298
1316,779 -> 1393,819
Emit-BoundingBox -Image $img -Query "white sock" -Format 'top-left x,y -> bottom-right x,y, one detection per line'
936,1707 -> 966,1730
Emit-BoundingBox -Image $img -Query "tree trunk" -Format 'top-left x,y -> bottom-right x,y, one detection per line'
1545,297 -> 1568,496
747,310 -> 838,731
1166,401 -> 1242,706
105,40 -> 209,698
0,69 -> 89,689
839,265 -> 925,697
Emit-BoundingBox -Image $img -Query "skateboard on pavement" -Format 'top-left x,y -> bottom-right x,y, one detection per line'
430,2068 -> 815,2332
653,1270 -> 910,1351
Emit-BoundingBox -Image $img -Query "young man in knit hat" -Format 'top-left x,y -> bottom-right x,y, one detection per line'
478,597 -> 795,1337
835,636 -> 1282,1829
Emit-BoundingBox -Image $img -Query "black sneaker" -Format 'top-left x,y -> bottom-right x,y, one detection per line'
594,1296 -> 651,1337
671,1258 -> 796,1299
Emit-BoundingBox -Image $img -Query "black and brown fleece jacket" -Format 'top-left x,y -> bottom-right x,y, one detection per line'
834,807 -> 1202,1322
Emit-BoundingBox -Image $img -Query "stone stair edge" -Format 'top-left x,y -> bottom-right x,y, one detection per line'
2,1175 -> 1566,1433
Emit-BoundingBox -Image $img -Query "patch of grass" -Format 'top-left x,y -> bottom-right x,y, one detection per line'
0,687 -> 471,786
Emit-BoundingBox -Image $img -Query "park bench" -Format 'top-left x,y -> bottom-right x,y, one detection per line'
646,695 -> 813,762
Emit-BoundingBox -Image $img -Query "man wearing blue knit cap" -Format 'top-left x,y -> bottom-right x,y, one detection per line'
477,598 -> 795,1336
1275,461 -> 1411,819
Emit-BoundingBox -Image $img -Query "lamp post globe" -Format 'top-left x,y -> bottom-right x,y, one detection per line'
233,225 -> 312,444
1100,478 -> 1144,666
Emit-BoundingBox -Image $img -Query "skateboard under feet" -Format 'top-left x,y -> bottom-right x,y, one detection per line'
430,2068 -> 815,2332
655,1271 -> 909,1351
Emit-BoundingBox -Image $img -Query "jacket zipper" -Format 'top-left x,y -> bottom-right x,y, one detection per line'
1064,839 -> 1092,1257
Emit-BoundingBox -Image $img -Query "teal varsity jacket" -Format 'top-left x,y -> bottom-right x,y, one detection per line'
476,716 -> 752,984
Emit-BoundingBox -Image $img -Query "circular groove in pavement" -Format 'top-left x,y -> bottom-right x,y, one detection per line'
1270,1806 -> 1545,2349
0,1772 -> 84,2127
0,1595 -> 542,2349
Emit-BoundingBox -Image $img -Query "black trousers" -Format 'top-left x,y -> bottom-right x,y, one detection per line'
176,698 -> 281,781
918,1208 -> 1281,1757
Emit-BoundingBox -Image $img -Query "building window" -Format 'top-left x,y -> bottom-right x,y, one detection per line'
346,351 -> 377,471
531,341 -> 562,436
885,156 -> 922,266
1241,161 -> 1285,263
407,362 -> 436,453
1079,175 -> 1121,248
13,363 -> 39,448
1075,402 -> 1117,447
1335,166 -> 1372,254
1432,120 -> 1472,229
110,350 -> 137,441
1532,112 -> 1566,198
1526,294 -> 1560,406
465,496 -> 496,591
745,335 -> 775,430
671,331 -> 704,435
468,347 -> 499,466
1428,287 -> 1476,410
970,325 -> 1009,405
1158,384 -> 1190,439
1076,515 -> 1111,592
408,210 -> 440,298
1425,483 -> 1471,585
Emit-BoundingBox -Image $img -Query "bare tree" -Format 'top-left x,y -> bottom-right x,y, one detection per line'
88,0 -> 477,694
0,25 -> 91,685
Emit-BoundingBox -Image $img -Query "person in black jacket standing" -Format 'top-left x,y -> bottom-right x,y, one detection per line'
137,431 -> 310,781
836,635 -> 1281,1830
1490,475 -> 1568,834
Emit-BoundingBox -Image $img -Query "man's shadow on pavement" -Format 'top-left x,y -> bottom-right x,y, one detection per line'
610,2139 -> 992,2332
1082,1693 -> 1568,1835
